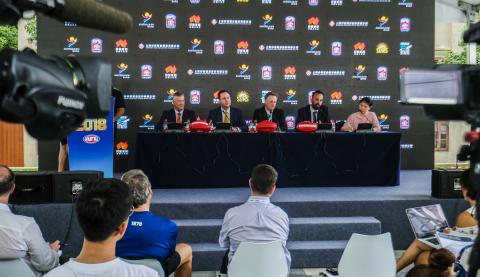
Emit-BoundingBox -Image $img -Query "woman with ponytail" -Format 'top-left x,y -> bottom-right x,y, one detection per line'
397,170 -> 478,272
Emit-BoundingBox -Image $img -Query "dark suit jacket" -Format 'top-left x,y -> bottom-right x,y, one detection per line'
252,107 -> 287,131
156,108 -> 196,130
207,107 -> 246,131
297,105 -> 330,123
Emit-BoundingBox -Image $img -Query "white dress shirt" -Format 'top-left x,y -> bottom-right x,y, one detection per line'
0,203 -> 59,276
219,196 -> 291,268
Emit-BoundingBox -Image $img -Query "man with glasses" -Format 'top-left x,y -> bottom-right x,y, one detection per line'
252,92 -> 286,131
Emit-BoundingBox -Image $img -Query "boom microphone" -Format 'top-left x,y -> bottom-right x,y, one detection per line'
0,0 -> 133,34
56,0 -> 133,34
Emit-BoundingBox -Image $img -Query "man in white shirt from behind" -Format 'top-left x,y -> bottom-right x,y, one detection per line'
45,178 -> 159,277
218,164 -> 290,274
0,165 -> 60,276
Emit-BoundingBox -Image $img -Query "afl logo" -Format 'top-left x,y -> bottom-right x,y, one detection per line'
83,134 -> 100,144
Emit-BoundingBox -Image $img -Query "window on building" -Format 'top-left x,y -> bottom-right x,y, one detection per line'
435,121 -> 449,151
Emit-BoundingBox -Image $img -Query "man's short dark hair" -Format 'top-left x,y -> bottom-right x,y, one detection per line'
251,164 -> 278,195
312,90 -> 324,97
173,91 -> 184,98
0,165 -> 15,195
75,178 -> 132,242
218,89 -> 230,99
264,92 -> 278,101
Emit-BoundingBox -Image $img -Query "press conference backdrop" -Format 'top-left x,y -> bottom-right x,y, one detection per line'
38,0 -> 434,172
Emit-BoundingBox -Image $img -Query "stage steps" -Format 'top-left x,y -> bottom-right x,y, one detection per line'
174,216 -> 381,271
176,217 -> 380,243
11,174 -> 469,271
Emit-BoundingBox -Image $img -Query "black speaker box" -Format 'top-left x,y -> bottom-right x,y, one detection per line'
10,171 -> 54,204
52,171 -> 103,203
431,169 -> 464,199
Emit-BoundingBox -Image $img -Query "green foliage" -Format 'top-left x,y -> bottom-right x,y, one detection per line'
0,25 -> 18,50
436,47 -> 480,64
25,17 -> 37,44
437,50 -> 467,64
436,27 -> 480,64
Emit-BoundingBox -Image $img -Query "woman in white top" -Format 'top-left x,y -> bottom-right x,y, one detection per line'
397,170 -> 477,272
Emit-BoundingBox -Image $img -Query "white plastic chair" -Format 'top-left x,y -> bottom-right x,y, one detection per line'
121,258 -> 166,277
338,232 -> 396,277
0,259 -> 36,277
227,241 -> 288,277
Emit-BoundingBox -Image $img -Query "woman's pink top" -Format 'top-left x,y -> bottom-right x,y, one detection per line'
342,111 -> 381,132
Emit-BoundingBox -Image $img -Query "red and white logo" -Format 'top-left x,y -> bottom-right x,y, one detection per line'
83,134 -> 100,144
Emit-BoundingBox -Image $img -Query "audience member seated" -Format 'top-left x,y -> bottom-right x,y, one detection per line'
218,164 -> 290,274
45,179 -> 159,277
117,169 -> 193,277
405,248 -> 455,277
0,165 -> 60,276
397,169 -> 477,272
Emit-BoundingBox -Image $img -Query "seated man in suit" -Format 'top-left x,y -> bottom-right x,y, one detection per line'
156,92 -> 196,131
297,90 -> 330,123
207,90 -> 246,132
252,92 -> 286,131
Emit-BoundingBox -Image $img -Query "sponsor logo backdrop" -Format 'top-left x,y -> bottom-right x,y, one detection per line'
38,0 -> 434,171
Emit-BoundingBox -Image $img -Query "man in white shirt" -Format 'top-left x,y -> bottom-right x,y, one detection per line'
45,178 -> 159,277
0,165 -> 60,276
218,164 -> 290,273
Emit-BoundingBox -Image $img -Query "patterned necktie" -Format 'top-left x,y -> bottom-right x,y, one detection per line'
223,110 -> 230,123
268,112 -> 273,121
176,112 -> 181,123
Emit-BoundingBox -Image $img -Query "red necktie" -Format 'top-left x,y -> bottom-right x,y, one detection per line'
176,112 -> 181,123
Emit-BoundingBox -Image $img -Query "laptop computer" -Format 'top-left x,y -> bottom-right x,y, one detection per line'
316,123 -> 333,133
164,123 -> 184,133
405,204 -> 449,248
215,123 -> 231,132
356,123 -> 373,132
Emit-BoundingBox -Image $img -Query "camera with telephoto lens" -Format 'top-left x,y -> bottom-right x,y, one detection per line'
399,22 -> 480,277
